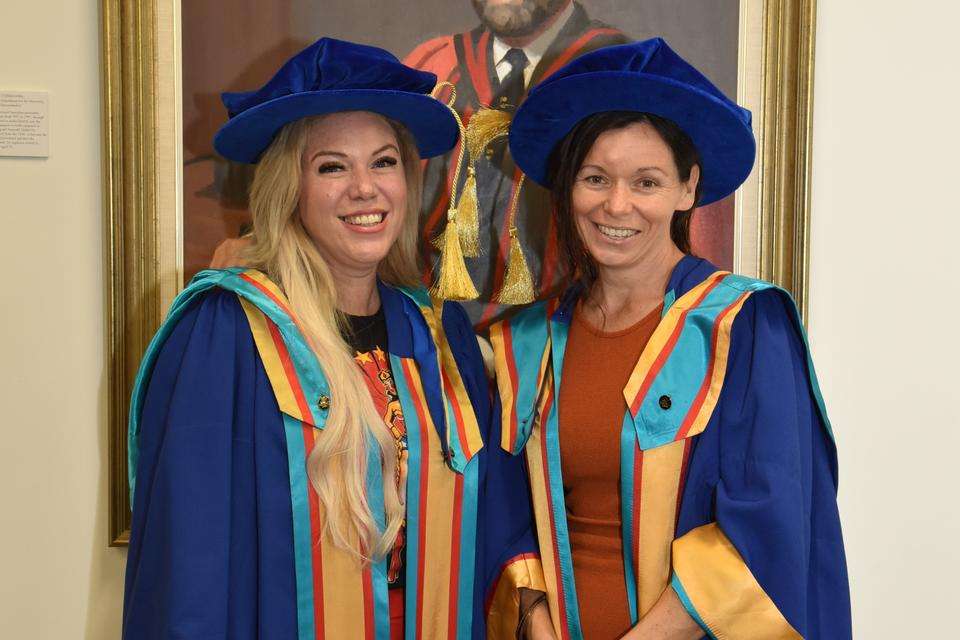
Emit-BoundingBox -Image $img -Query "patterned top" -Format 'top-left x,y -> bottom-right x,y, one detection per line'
345,309 -> 407,588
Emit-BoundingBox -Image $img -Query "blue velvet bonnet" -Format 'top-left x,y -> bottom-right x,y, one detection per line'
214,38 -> 459,164
508,38 -> 755,205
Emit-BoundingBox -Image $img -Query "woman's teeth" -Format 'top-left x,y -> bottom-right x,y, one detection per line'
597,223 -> 639,239
342,212 -> 384,226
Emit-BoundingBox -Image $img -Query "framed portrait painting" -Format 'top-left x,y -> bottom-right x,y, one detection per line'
103,0 -> 817,544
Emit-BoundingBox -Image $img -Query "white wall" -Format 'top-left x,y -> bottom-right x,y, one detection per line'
808,1 -> 960,636
0,1 -> 126,639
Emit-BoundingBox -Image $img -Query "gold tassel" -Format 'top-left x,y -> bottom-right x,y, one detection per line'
497,228 -> 536,305
429,81 -> 479,300
428,184 -> 478,255
430,168 -> 480,256
464,107 -> 513,159
430,228 -> 446,251
449,107 -> 512,258
431,208 -> 480,301
456,166 -> 481,257
495,174 -> 536,305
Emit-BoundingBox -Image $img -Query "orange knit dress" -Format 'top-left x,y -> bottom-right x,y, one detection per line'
558,302 -> 662,640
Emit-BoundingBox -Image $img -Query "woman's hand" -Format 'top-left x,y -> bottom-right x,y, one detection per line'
209,236 -> 252,269
523,601 -> 558,640
517,588 -> 558,640
619,586 -> 702,640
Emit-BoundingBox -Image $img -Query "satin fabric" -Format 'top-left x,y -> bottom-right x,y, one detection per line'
492,256 -> 851,639
123,277 -> 539,639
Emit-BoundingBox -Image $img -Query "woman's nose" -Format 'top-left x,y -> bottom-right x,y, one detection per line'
603,183 -> 632,216
349,168 -> 376,199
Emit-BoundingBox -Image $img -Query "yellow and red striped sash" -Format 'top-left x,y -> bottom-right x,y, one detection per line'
240,275 -> 482,640
491,272 -> 770,638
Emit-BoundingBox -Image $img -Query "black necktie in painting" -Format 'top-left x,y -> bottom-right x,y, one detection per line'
496,48 -> 530,111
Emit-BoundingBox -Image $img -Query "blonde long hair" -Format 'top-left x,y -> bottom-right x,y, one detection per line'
244,113 -> 422,561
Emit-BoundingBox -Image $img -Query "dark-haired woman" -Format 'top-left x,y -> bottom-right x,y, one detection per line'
490,39 -> 850,639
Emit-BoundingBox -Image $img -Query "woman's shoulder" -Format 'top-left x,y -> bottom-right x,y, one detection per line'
137,288 -> 257,427
165,268 -> 296,345
490,296 -> 559,335
722,281 -> 815,386
172,286 -> 248,334
674,270 -> 798,343
725,280 -> 802,342
151,286 -> 259,377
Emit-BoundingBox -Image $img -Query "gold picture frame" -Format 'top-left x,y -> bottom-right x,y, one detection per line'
102,0 -> 818,545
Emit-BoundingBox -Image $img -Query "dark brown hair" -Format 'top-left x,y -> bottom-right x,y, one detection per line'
546,111 -> 702,292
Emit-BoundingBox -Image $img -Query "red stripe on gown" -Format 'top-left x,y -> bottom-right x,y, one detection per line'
389,588 -> 405,640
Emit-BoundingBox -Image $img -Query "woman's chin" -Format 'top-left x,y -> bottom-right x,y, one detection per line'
584,242 -> 637,270
346,249 -> 392,270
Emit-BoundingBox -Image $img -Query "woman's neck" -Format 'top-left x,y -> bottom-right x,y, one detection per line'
331,266 -> 380,316
583,245 -> 684,331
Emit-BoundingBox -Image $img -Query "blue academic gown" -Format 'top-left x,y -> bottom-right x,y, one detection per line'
490,256 -> 851,639
123,272 -> 540,639
671,258 -> 850,638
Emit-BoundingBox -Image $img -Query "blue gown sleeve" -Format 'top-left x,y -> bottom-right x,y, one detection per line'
441,303 -> 545,639
122,290 -> 294,639
671,289 -> 851,639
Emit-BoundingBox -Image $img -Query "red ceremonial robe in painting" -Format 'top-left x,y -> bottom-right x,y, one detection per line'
405,2 -> 629,327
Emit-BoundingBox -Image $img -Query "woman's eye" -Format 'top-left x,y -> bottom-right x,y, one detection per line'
372,156 -> 399,169
317,162 -> 344,174
583,174 -> 606,185
637,179 -> 658,189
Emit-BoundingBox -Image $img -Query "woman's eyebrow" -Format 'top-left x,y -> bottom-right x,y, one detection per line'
370,143 -> 400,156
309,144 -> 399,163
578,164 -> 668,174
579,163 -> 606,172
633,166 -> 667,175
309,150 -> 347,162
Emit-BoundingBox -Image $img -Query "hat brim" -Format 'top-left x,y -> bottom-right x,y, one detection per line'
509,72 -> 756,205
214,89 -> 459,164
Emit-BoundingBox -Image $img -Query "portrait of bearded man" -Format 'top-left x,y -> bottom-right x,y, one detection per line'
197,1 -> 737,326
406,0 -> 630,327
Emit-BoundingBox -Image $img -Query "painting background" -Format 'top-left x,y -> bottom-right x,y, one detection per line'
181,1 -> 739,280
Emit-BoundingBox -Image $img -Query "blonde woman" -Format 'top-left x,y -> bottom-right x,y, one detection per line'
123,39 -> 544,640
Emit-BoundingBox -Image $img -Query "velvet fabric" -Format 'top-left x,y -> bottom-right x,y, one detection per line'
508,38 -> 755,204
214,38 -> 459,163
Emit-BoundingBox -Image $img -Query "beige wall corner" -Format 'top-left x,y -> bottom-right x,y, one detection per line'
0,1 -> 125,638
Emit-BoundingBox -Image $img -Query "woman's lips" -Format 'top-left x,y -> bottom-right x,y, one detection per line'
594,221 -> 640,240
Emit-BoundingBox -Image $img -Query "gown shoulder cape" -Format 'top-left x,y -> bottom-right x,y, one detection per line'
489,256 -> 851,640
123,268 -> 543,639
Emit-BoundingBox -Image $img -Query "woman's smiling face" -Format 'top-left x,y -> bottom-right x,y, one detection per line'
571,120 -> 699,272
298,111 -> 408,276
